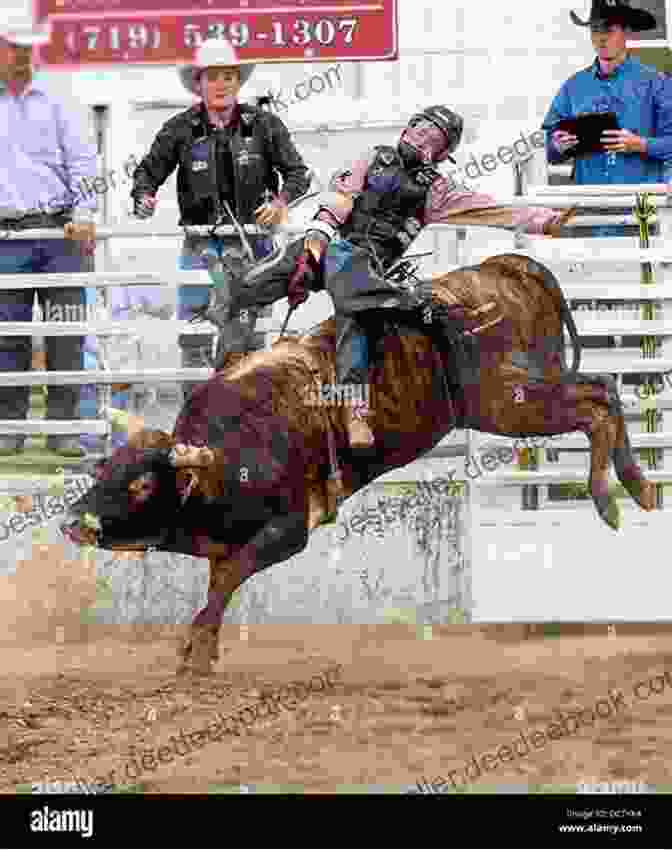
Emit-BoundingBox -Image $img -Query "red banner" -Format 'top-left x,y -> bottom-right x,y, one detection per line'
33,0 -> 398,67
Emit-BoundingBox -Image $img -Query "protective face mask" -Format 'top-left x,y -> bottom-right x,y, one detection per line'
397,121 -> 447,167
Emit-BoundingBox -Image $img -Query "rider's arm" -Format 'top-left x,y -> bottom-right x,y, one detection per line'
424,176 -> 568,235
304,156 -> 370,251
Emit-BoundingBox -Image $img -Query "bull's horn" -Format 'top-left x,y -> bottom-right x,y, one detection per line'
168,444 -> 215,467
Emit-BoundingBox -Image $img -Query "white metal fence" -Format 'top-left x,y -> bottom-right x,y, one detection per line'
2,193 -> 672,488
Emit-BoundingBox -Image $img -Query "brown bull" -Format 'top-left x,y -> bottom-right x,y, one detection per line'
63,253 -> 655,675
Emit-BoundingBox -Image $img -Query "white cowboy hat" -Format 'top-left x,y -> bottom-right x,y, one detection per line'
0,22 -> 51,46
178,37 -> 256,96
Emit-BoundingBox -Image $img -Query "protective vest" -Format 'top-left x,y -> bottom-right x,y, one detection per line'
181,104 -> 281,225
340,145 -> 440,269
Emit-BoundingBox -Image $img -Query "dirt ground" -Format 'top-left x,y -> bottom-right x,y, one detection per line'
1,542 -> 672,794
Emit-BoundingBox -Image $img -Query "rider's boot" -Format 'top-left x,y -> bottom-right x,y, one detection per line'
342,394 -> 375,450
213,306 -> 262,370
334,316 -> 375,452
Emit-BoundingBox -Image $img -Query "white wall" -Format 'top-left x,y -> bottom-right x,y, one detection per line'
6,0 -> 631,196
8,0 -> 603,126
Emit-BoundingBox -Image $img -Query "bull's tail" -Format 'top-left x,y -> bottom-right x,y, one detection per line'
529,256 -> 581,377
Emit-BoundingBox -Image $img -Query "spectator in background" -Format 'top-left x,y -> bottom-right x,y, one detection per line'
543,0 -> 672,235
540,0 -> 672,470
0,24 -> 97,456
131,36 -> 310,400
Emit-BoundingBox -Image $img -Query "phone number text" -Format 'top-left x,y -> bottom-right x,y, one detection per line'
64,18 -> 361,53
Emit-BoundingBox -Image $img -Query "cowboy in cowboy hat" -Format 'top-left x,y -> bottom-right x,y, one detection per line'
131,36 -> 310,399
0,23 -> 50,100
542,0 -> 672,201
569,0 -> 657,31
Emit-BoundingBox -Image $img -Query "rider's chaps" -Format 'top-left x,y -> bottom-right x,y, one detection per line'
326,244 -> 428,388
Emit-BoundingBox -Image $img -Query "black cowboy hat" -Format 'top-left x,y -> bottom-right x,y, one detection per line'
570,0 -> 657,30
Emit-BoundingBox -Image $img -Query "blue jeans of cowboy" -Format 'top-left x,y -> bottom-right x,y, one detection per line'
177,234 -> 273,398
324,240 -> 370,387
0,238 -> 85,433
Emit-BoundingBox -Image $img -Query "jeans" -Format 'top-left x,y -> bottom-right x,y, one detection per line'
325,240 -> 371,379
0,237 -> 85,421
177,235 -> 273,397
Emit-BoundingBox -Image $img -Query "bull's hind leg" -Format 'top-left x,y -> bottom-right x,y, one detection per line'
537,376 -> 653,530
504,380 -> 622,530
178,514 -> 309,675
575,374 -> 656,512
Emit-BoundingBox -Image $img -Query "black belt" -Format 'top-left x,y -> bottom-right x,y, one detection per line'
0,211 -> 72,231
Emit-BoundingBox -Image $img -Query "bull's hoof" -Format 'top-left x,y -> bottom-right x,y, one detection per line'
176,655 -> 214,676
176,628 -> 219,676
593,492 -> 621,531
613,460 -> 657,512
630,478 -> 657,512
189,649 -> 214,677
176,638 -> 192,676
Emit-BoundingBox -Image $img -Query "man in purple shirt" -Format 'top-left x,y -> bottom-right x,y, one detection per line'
0,24 -> 97,456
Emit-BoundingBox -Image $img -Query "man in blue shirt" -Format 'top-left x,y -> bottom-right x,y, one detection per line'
543,0 -> 672,188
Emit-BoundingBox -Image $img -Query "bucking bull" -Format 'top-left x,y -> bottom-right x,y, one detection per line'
62,235 -> 655,675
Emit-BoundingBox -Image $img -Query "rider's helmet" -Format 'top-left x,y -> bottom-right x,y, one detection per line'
399,105 -> 464,167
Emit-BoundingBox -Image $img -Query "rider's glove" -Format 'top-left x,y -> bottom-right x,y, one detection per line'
287,251 -> 318,308
133,195 -> 157,219
287,232 -> 327,308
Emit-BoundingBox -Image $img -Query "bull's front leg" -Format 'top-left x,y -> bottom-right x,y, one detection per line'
178,512 -> 309,675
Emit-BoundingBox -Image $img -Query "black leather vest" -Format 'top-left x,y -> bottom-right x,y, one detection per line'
181,105 -> 280,225
340,145 -> 440,269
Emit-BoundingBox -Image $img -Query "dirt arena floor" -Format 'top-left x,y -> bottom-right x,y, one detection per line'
1,542 -> 672,794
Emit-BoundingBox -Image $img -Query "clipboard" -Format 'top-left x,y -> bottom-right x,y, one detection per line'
555,112 -> 620,157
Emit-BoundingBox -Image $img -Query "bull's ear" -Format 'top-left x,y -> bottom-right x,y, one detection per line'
128,429 -> 174,451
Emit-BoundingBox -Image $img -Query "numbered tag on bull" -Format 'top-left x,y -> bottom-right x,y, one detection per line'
237,434 -> 290,486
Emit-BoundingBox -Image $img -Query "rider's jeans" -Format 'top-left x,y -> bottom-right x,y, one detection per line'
325,240 -> 370,378
177,235 -> 272,397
